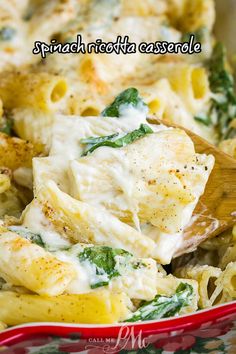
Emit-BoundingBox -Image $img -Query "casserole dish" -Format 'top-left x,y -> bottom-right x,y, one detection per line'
1,302 -> 236,353
0,1 -> 236,353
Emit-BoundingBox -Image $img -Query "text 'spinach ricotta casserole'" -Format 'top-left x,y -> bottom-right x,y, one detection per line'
0,0 -> 235,329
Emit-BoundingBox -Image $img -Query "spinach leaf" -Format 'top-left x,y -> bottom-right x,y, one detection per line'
81,132 -> 119,148
0,27 -> 16,41
194,114 -> 211,126
79,246 -> 132,289
204,42 -> 236,139
209,42 -> 233,92
23,8 -> 34,21
181,27 -> 207,43
0,278 -> 6,290
125,283 -> 193,322
0,117 -> 13,136
8,226 -> 45,248
101,88 -> 148,117
81,123 -> 153,156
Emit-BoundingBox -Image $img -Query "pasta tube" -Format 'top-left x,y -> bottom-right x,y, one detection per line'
33,156 -> 71,194
175,264 -> 222,308
22,180 -> 162,260
0,71 -> 67,112
0,321 -> 6,331
0,290 -> 130,325
0,230 -> 76,296
181,0 -> 215,32
150,63 -> 210,113
0,168 -> 11,194
216,262 -> 236,299
13,108 -> 53,153
219,243 -> 236,270
138,79 -> 216,144
70,129 -> 214,234
219,138 -> 236,159
110,258 -> 158,301
79,55 -> 109,95
0,184 -> 29,218
0,133 -> 42,170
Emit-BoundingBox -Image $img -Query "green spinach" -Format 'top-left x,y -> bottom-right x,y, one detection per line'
209,42 -> 236,139
101,88 -> 147,117
181,27 -> 208,43
0,27 -> 16,41
194,114 -> 212,127
195,42 -> 236,139
0,117 -> 13,136
8,226 -> 45,248
125,283 -> 193,322
79,246 -> 132,289
0,278 -> 6,290
81,123 -> 153,156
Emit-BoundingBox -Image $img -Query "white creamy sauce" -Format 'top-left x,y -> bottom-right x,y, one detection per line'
69,123 -> 213,264
26,102 -> 214,267
118,101 -> 148,118
33,156 -> 71,194
54,247 -> 92,294
94,147 -> 141,230
22,202 -> 71,250
54,244 -> 123,294
141,224 -> 183,264
50,111 -> 146,157
53,244 -> 158,300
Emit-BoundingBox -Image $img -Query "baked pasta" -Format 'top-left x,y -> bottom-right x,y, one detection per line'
0,0 -> 235,327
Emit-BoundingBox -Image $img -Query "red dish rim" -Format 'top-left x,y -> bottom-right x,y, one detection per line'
1,301 -> 236,346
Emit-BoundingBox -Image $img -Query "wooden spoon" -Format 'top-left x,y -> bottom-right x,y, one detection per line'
148,118 -> 236,257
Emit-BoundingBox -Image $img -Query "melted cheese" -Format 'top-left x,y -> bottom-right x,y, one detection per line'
34,106 -> 165,192
30,103 -> 214,264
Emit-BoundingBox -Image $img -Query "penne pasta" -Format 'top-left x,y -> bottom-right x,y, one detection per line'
13,108 -> 53,152
0,229 -> 76,296
0,71 -> 67,112
216,262 -> 236,299
0,169 -> 11,194
144,63 -> 210,114
0,290 -> 130,325
175,264 -> 223,308
22,180 -> 164,261
0,132 -> 42,170
0,321 -> 6,331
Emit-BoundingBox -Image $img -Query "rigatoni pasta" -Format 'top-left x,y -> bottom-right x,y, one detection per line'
13,108 -> 54,152
216,262 -> 236,299
0,132 -> 42,170
0,290 -> 130,325
136,63 -> 211,114
0,228 -> 76,296
0,72 -> 67,112
22,180 -> 163,260
174,264 -> 222,308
